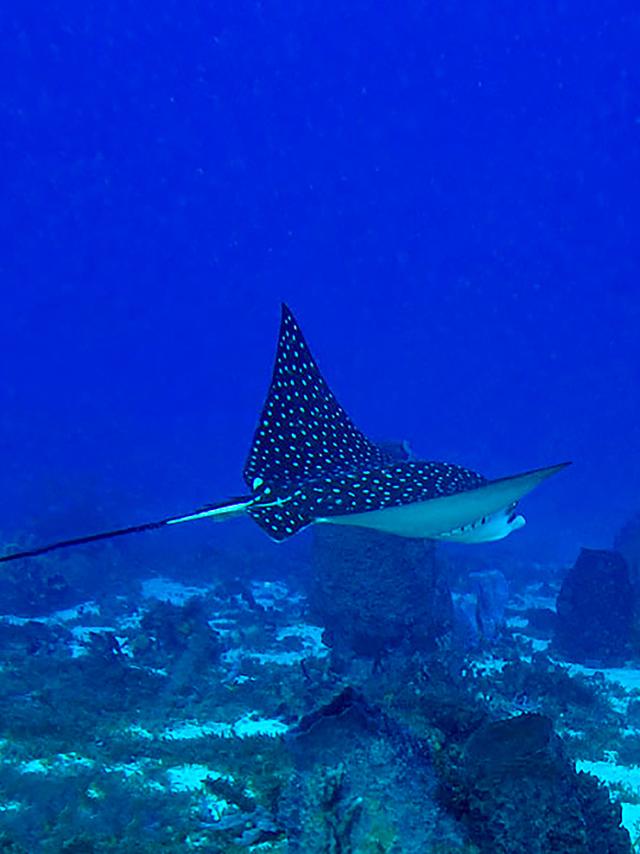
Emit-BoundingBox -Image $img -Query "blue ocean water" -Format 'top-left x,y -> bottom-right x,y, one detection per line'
1,2 -> 638,562
0,4 -> 639,850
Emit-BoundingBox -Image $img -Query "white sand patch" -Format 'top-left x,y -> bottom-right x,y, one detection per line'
566,664 -> 640,694
622,803 -> 640,841
209,617 -> 237,636
510,582 -> 557,613
127,724 -> 155,739
559,727 -> 586,739
21,753 -> 94,774
162,721 -> 233,740
277,623 -> 328,657
530,638 -> 551,652
250,580 -> 301,610
65,625 -> 134,659
222,622 -> 328,668
507,616 -> 529,629
119,613 -> 143,629
165,765 -> 234,820
511,632 -> 551,652
469,657 -> 508,676
70,625 -> 117,642
165,764 -> 223,791
99,759 -> 173,792
0,601 -> 101,626
577,759 -> 640,789
16,750 -> 233,805
577,758 -> 640,838
141,577 -> 209,604
110,761 -> 152,779
51,602 -> 101,622
233,714 -> 288,738
0,614 -> 37,626
560,663 -> 640,714
129,714 -> 288,742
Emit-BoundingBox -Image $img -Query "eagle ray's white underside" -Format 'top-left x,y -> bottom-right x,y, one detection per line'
316,463 -> 565,541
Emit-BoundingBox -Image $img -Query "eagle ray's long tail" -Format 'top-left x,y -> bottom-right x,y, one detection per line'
0,497 -> 254,564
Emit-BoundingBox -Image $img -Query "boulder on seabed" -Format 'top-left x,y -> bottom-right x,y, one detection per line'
554,548 -> 633,665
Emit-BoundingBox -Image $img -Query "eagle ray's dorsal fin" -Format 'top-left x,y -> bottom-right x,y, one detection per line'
243,304 -> 389,490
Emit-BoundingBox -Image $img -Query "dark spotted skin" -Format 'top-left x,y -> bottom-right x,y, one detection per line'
244,305 -> 486,541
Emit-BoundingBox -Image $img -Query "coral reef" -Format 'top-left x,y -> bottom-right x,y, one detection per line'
0,553 -> 635,852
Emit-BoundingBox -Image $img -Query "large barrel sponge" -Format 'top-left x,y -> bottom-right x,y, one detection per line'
443,713 -> 631,854
310,525 -> 452,657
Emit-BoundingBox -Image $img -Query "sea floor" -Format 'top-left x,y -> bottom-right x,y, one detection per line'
505,586 -> 640,846
0,567 -> 638,851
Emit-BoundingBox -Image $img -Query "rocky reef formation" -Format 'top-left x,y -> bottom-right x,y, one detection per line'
554,548 -> 633,665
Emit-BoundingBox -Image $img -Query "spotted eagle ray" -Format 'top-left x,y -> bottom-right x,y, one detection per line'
0,304 -> 569,563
